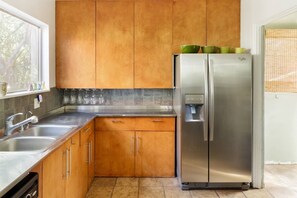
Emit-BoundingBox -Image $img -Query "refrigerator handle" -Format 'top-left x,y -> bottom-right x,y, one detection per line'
203,59 -> 208,141
209,59 -> 214,141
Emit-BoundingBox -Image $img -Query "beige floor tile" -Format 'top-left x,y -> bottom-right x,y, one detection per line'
92,177 -> 117,187
243,189 -> 273,198
190,190 -> 219,198
116,178 -> 139,187
216,190 -> 246,198
140,178 -> 163,187
139,186 -> 165,198
112,186 -> 138,198
265,186 -> 297,198
86,186 -> 113,198
164,187 -> 191,198
159,178 -> 180,187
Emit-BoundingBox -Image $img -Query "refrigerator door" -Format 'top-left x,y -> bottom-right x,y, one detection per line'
178,54 -> 209,183
208,54 -> 252,183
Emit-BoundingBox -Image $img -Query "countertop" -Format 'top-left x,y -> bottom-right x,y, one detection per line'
0,107 -> 176,196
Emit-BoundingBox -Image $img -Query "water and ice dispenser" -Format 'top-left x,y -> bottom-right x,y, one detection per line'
184,94 -> 205,122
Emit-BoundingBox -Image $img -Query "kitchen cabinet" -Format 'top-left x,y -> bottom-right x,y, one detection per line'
135,131 -> 175,177
95,130 -> 135,176
134,1 -> 173,88
206,0 -> 240,47
172,0 -> 207,53
96,1 -> 134,89
56,1 -> 95,88
80,120 -> 94,195
94,117 -> 175,177
65,132 -> 81,198
43,132 -> 81,198
43,141 -> 66,198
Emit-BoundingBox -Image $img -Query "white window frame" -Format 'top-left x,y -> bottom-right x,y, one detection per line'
0,1 -> 49,99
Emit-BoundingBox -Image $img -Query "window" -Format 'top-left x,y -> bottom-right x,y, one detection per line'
265,29 -> 297,92
0,1 -> 49,97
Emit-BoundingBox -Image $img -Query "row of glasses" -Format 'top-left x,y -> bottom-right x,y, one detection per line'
63,89 -> 105,105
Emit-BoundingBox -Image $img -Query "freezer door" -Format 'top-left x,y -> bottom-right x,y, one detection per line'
208,54 -> 252,183
179,54 -> 209,183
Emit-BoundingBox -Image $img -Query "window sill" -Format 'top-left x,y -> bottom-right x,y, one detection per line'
0,89 -> 50,100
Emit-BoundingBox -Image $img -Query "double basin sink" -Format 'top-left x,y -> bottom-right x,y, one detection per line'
0,125 -> 76,153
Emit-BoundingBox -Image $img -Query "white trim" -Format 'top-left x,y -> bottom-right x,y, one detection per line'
252,24 -> 265,189
252,5 -> 297,189
0,89 -> 50,100
0,0 -> 50,93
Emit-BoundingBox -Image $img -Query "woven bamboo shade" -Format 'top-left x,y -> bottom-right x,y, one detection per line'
265,29 -> 297,92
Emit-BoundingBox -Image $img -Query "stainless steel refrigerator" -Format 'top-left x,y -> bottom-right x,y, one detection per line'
174,54 -> 252,190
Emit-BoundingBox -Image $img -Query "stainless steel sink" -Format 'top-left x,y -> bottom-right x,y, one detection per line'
21,125 -> 74,138
0,137 -> 56,152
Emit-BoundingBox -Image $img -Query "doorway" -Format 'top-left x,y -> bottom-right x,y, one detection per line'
263,17 -> 297,196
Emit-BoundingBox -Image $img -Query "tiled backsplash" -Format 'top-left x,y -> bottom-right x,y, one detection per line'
62,89 -> 173,106
0,88 -> 63,130
0,88 -> 173,133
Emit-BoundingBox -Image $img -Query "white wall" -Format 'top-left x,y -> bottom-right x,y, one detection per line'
2,0 -> 56,88
241,0 -> 297,49
265,93 -> 297,163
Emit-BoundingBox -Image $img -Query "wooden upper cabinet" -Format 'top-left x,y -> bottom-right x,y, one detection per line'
96,2 -> 134,89
56,1 -> 95,88
134,1 -> 173,88
172,0 -> 207,53
206,0 -> 240,47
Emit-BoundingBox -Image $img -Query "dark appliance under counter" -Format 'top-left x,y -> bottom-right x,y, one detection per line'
2,172 -> 38,198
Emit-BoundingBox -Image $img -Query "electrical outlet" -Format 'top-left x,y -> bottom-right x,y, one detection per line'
34,98 -> 40,109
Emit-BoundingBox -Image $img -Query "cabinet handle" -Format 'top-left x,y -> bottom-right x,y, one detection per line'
88,142 -> 91,165
112,120 -> 122,123
69,147 -> 72,177
137,136 -> 142,154
89,141 -> 93,164
66,148 -> 70,178
152,119 -> 163,122
62,150 -> 67,179
86,143 -> 89,164
131,136 -> 135,155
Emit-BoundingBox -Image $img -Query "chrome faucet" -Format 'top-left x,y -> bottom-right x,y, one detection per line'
5,112 -> 39,136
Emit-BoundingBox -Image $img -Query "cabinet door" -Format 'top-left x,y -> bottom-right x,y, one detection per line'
95,131 -> 135,176
56,1 -> 95,88
135,0 -> 173,88
206,0 -> 240,47
88,131 -> 95,188
43,145 -> 66,198
96,2 -> 134,88
65,133 -> 81,198
135,131 -> 175,177
172,0 -> 206,53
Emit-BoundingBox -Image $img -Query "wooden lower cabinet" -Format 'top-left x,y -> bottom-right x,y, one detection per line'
43,142 -> 66,198
80,121 -> 95,196
43,132 -> 85,198
65,132 -> 80,198
135,131 -> 175,177
95,130 -> 135,176
94,117 -> 175,177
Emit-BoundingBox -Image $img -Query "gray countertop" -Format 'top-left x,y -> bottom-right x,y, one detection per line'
0,107 -> 176,196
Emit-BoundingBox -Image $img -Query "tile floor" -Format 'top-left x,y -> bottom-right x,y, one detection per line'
87,165 -> 297,198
